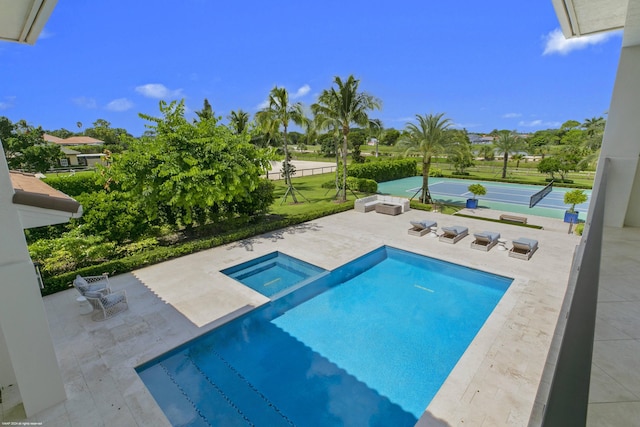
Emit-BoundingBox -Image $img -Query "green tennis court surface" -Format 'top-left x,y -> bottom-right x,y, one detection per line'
378,177 -> 591,220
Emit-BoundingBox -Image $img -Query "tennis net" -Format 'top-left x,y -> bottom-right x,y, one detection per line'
529,180 -> 553,208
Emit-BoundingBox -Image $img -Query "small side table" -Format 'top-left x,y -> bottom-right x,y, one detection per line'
429,226 -> 439,238
497,238 -> 508,251
76,296 -> 93,315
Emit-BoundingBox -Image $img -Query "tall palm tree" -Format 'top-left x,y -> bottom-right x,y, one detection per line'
228,109 -> 250,134
493,130 -> 522,179
369,118 -> 384,158
256,86 -> 305,202
312,75 -> 381,202
397,113 -> 452,203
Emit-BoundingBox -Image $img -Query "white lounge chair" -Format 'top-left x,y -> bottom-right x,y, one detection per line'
73,274 -> 111,296
471,231 -> 500,251
439,226 -> 469,244
509,237 -> 538,260
84,290 -> 129,321
408,219 -> 437,237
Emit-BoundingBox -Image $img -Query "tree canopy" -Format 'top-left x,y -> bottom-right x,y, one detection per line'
397,113 -> 452,203
1,118 -> 62,172
105,100 -> 272,226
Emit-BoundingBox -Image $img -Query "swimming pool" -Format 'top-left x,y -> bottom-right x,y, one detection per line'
137,246 -> 513,426
221,251 -> 327,298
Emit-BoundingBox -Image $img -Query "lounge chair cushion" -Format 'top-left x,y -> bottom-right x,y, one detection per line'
513,238 -> 538,250
84,291 -> 102,299
441,226 -> 468,235
410,220 -> 437,230
474,231 -> 500,241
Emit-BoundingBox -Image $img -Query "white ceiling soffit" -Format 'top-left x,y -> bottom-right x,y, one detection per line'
0,0 -> 58,45
552,0 -> 628,37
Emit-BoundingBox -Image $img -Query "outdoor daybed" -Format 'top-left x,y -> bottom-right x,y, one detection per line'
509,237 -> 538,260
439,225 -> 469,244
471,231 -> 500,251
408,219 -> 437,236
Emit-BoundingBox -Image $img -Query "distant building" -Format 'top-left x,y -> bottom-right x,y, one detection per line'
43,134 -> 104,146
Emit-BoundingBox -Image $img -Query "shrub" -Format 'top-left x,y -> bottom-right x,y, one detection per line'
429,168 -> 444,177
467,184 -> 487,199
348,158 -> 417,182
564,189 -> 588,213
346,177 -> 378,193
40,201 -> 355,296
574,223 -> 585,236
74,191 -> 153,243
43,172 -> 106,196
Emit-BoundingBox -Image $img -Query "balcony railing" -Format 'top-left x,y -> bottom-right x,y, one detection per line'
531,158 -> 609,426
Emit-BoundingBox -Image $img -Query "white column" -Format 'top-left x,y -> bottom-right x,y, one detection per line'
598,44 -> 640,227
0,145 -> 66,416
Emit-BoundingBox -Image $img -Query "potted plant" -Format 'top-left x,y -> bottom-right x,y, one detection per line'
466,183 -> 486,209
563,189 -> 588,223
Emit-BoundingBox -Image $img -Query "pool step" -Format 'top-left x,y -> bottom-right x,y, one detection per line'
226,256 -> 323,282
151,350 -> 294,427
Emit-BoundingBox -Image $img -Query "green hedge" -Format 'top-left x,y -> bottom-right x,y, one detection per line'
346,177 -> 378,193
41,202 -> 354,296
43,172 -> 106,196
348,158 -> 417,182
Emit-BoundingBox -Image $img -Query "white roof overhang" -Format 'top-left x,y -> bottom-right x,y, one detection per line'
0,0 -> 58,45
552,0 -> 640,47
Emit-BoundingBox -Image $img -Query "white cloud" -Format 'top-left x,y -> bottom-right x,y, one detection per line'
105,98 -> 133,112
72,97 -> 97,109
291,84 -> 311,99
256,99 -> 270,110
0,96 -> 16,110
135,83 -> 183,99
38,28 -> 54,40
503,112 -> 522,118
519,119 -> 562,128
543,28 -> 619,55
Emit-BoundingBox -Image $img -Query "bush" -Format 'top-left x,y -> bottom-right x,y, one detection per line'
574,223 -> 585,236
429,167 -> 444,177
74,191 -> 153,243
348,158 -> 417,182
346,177 -> 378,193
40,201 -> 355,296
43,172 -> 106,196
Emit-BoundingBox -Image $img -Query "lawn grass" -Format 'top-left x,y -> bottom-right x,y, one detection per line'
269,173 -> 357,216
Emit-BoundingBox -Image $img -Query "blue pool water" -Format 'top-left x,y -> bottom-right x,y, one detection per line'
137,247 -> 513,426
221,251 -> 327,298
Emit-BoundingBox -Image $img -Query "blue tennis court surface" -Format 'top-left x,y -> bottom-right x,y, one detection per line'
378,177 -> 591,220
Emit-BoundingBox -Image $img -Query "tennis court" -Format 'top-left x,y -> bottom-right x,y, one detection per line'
378,177 -> 591,220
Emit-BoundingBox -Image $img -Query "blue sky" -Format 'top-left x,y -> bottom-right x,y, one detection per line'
0,1 -> 623,137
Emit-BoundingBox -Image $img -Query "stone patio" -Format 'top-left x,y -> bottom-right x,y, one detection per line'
2,208 -> 583,426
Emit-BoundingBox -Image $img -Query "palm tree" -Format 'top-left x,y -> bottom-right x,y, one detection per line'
493,130 -> 522,179
228,109 -> 250,134
256,87 -> 305,202
369,118 -> 384,158
397,113 -> 452,203
512,153 -> 525,169
312,75 -> 381,202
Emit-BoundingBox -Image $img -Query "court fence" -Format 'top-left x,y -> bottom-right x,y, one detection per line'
266,165 -> 337,180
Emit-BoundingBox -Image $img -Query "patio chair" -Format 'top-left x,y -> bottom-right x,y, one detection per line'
471,231 -> 500,252
509,237 -> 538,260
408,219 -> 437,237
439,226 -> 468,244
83,290 -> 128,321
73,274 -> 111,297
